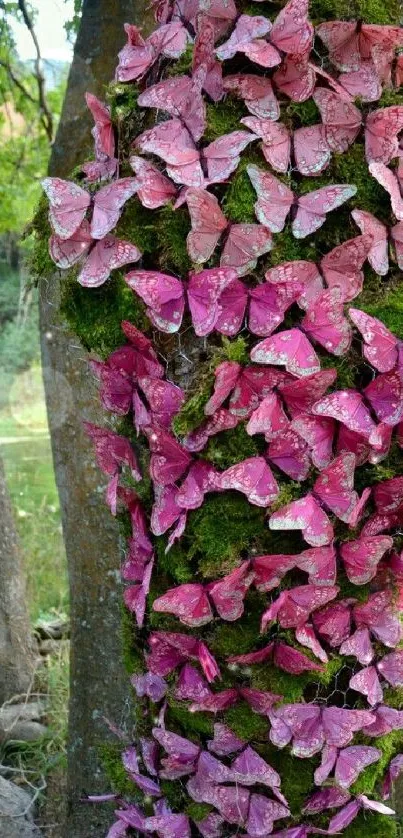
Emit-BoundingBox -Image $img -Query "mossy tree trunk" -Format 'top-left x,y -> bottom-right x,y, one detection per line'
0,456 -> 36,705
39,3 -> 151,836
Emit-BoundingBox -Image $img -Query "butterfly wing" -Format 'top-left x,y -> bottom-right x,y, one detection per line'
291,415 -> 335,470
203,130 -> 255,183
138,76 -> 205,141
315,21 -> 360,72
335,746 -> 381,788
204,361 -> 241,416
349,307 -> 398,372
273,52 -> 316,102
223,74 -> 280,120
265,259 -> 324,310
369,161 -> 403,221
125,270 -> 185,333
130,156 -> 177,209
313,88 -> 362,153
247,164 -> 294,232
153,583 -> 213,627
215,14 -> 271,60
364,370 -> 403,426
293,124 -> 331,176
340,535 -> 393,585
246,393 -> 289,441
314,452 -> 362,523
270,0 -> 313,55
349,666 -> 384,706
220,223 -> 272,276
351,209 -> 389,276
49,219 -> 92,268
242,117 -> 291,173
278,369 -> 336,416
248,282 -> 301,337
293,184 -> 356,239
217,456 -> 279,506
269,494 -> 334,547
229,365 -> 287,418
339,627 -> 374,665
79,237 -> 141,287
320,233 -> 373,301
338,64 -> 382,103
207,561 -> 253,621
42,177 -> 90,240
135,119 -> 203,187
268,428 -> 311,480
365,106 -> 403,164
187,267 -> 238,336
251,328 -> 321,377
301,288 -> 352,357
186,188 -> 227,263
147,426 -> 191,485
91,177 -> 138,239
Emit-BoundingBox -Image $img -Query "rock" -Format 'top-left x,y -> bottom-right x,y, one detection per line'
0,702 -> 47,743
0,776 -> 43,837
34,619 -> 69,640
39,638 -> 70,657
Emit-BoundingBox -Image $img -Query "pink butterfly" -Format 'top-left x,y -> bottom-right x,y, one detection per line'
295,623 -> 329,664
50,225 -> 141,288
369,160 -> 403,220
295,543 -> 337,586
176,461 -> 221,512
153,561 -> 253,626
354,589 -> 403,649
273,51 -> 316,102
132,671 -> 167,703
365,106 -> 403,164
351,210 -> 389,275
246,796 -> 290,836
129,156 -> 176,209
135,121 -> 254,187
118,490 -> 154,581
247,164 -> 356,238
137,75 -> 206,142
313,88 -> 362,153
339,535 -> 393,586
269,703 -> 374,757
115,21 -> 189,82
42,176 -> 138,240
187,268 -> 245,337
316,21 -> 403,77
216,15 -> 281,67
278,368 -> 337,416
246,393 -> 289,442
314,744 -> 381,788
251,328 -> 321,378
242,118 -> 331,177
269,495 -> 334,547
301,289 -> 352,357
252,552 -> 297,592
229,640 -> 323,675
147,631 -> 220,682
207,724 -> 245,757
261,585 -> 339,631
303,786 -> 352,815
391,218 -> 403,268
85,92 -> 115,159
185,188 -> 272,271
84,423 -> 141,514
146,426 -> 191,486
327,795 -> 395,834
291,415 -> 335,470
193,15 -> 223,102
314,452 -> 370,524
216,363 -> 289,419
364,369 -> 403,426
312,598 -> 355,647
312,389 -> 377,440
124,558 -> 153,628
267,428 -> 311,481
223,73 -> 280,120
350,649 -> 403,706
339,627 -> 374,665
125,270 -> 185,333
363,705 -> 403,738
319,233 -> 374,301
217,456 -> 279,507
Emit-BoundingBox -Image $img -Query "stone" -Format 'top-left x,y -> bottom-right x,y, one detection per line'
0,702 -> 47,743
0,776 -> 43,838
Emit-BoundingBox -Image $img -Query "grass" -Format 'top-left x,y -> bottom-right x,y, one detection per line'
0,364 -> 68,620
0,361 -> 69,832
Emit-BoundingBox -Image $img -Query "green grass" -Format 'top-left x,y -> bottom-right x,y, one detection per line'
0,366 -> 68,620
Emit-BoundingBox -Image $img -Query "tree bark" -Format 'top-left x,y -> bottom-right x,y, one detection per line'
40,2 -> 150,835
0,456 -> 35,705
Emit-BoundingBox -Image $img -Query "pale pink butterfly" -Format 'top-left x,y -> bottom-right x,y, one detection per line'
351,209 -> 389,275
129,156 -> 177,209
314,744 -> 381,788
185,188 -> 272,272
315,20 -> 403,76
339,535 -> 393,585
246,164 -> 357,238
368,160 -> 403,220
125,270 -> 185,333
273,51 -> 316,102
365,105 -> 403,164
115,21 -> 189,82
216,456 -> 279,507
250,328 -> 321,378
192,15 -> 223,102
301,288 -> 352,357
242,117 -> 331,177
215,15 -> 281,68
137,75 -> 206,142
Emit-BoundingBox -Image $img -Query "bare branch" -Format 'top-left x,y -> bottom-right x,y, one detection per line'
17,0 -> 53,142
0,58 -> 37,105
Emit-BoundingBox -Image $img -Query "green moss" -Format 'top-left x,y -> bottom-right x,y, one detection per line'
155,536 -> 195,584
223,155 -> 261,223
166,44 -> 193,77
268,746 -> 314,814
28,197 -> 55,281
172,382 -> 213,437
205,100 -> 246,142
60,273 -> 148,355
167,702 -> 214,738
99,742 -> 139,798
207,605 -> 262,657
284,98 -> 319,128
310,0 -> 401,23
185,802 -> 213,822
344,812 -> 397,838
204,423 -> 261,469
121,606 -> 144,674
223,702 -> 269,740
155,205 -> 191,275
359,286 -> 403,340
352,729 -> 403,796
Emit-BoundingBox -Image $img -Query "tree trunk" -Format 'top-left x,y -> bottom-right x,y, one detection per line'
39,2 -> 150,835
0,456 -> 35,704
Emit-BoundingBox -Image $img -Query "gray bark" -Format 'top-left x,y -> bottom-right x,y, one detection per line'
40,2 -> 150,835
0,457 -> 35,704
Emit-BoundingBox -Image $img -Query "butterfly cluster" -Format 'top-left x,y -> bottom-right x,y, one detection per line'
41,0 -> 403,836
